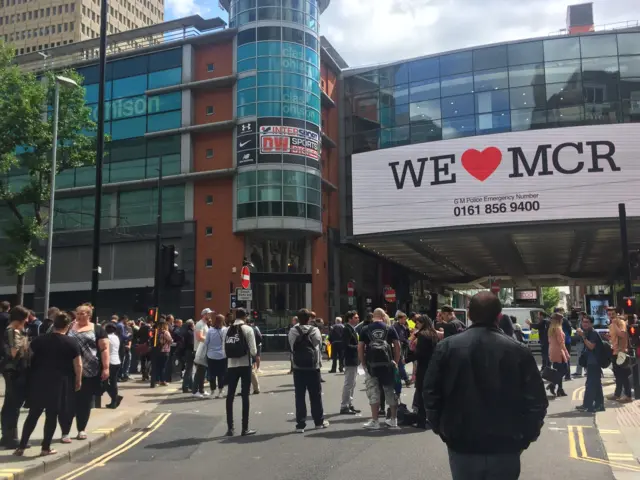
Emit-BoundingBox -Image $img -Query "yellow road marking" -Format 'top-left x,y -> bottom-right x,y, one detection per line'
0,470 -> 23,480
599,429 -> 621,434
55,413 -> 171,480
568,425 -> 640,471
572,386 -> 585,402
92,428 -> 115,433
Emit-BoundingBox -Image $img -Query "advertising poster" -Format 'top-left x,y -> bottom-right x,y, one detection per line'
257,117 -> 321,168
351,124 -> 640,235
236,121 -> 257,167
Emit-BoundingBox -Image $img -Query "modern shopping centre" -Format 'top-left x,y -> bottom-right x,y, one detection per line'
1,1 -> 639,324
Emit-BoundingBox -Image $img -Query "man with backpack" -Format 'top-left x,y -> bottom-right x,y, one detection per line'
224,308 -> 257,437
328,318 -> 345,373
358,308 -> 401,430
576,315 -> 606,413
288,308 -> 329,433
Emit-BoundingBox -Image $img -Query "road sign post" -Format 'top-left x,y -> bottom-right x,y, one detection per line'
237,288 -> 253,302
241,266 -> 251,290
230,294 -> 238,310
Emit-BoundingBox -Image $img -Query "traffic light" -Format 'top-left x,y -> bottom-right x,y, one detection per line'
252,310 -> 259,322
160,244 -> 185,287
147,307 -> 157,322
629,324 -> 640,350
623,296 -> 636,315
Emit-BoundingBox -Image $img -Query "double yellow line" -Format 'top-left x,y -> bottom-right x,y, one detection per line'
568,425 -> 640,472
55,413 -> 171,480
572,386 -> 585,402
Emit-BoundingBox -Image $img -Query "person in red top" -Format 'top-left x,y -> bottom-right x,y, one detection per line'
547,313 -> 570,397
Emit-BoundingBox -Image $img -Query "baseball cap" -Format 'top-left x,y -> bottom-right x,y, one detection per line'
201,308 -> 212,317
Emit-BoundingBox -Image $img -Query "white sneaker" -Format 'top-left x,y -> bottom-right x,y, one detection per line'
193,392 -> 203,398
216,389 -> 224,398
385,418 -> 398,428
295,427 -> 305,433
363,419 -> 380,430
315,420 -> 330,429
203,391 -> 211,397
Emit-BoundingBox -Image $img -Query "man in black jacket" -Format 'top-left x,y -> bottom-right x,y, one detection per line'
526,312 -> 551,370
340,311 -> 361,414
424,292 -> 548,480
328,318 -> 345,373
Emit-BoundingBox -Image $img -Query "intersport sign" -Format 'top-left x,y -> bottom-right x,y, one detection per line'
351,124 -> 638,236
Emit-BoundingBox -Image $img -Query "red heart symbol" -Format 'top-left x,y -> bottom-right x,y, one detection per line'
461,147 -> 503,181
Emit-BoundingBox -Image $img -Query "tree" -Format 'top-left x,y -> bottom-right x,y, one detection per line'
542,287 -> 561,314
0,43 -> 97,304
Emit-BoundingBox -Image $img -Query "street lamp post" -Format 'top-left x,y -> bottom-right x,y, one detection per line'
43,75 -> 79,317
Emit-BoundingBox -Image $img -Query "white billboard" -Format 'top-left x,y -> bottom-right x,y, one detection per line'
351,124 -> 640,236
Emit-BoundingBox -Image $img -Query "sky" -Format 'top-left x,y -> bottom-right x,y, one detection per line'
165,0 -> 638,67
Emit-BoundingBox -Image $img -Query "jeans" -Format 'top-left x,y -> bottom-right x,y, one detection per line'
613,361 -> 632,398
20,407 -> 58,450
583,364 -> 604,410
192,364 -> 207,394
341,366 -> 357,409
0,371 -> 26,443
330,343 -> 344,372
293,369 -> 324,429
182,352 -> 194,392
448,448 -> 521,480
552,362 -> 567,391
540,343 -> 550,369
120,349 -> 131,379
107,364 -> 121,404
154,353 -> 168,383
207,358 -> 227,391
226,366 -> 252,431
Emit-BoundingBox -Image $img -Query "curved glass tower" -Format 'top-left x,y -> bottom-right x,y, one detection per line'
221,0 -> 331,232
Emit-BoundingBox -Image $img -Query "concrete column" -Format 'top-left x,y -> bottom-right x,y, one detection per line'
184,181 -> 194,221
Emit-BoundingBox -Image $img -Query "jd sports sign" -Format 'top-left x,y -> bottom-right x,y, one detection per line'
351,124 -> 640,235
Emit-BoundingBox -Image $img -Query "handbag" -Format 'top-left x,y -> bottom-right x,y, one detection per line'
194,342 -> 207,366
616,351 -> 631,368
541,366 -> 562,384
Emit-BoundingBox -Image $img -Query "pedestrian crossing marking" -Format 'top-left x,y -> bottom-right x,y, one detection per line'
568,425 -> 640,471
599,429 -> 621,434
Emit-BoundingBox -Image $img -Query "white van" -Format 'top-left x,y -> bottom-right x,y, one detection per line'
501,307 -> 546,347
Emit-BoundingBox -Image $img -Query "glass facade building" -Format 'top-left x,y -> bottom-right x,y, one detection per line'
344,31 -> 640,154
230,0 -> 324,226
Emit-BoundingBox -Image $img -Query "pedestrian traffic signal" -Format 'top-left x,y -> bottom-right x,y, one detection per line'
623,296 -> 636,315
252,310 -> 259,321
147,307 -> 157,321
629,324 -> 640,349
160,244 -> 185,287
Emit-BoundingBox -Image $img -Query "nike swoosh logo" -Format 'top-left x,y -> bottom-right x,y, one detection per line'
240,140 -> 251,148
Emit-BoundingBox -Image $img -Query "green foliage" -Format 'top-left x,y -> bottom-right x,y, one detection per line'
542,287 -> 561,314
0,42 -> 98,302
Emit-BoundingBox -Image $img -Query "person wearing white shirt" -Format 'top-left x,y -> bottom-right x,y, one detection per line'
192,308 -> 211,397
224,308 -> 257,437
105,323 -> 123,409
205,314 -> 228,398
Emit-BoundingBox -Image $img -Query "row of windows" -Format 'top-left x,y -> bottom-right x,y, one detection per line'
0,2 -> 75,24
4,21 -> 74,41
238,101 -> 320,124
352,32 -> 640,91
240,55 -> 320,79
4,136 -> 182,191
230,0 -> 319,17
238,87 -> 321,110
231,7 -> 318,32
237,202 -> 320,220
238,185 -> 321,205
87,91 -> 181,123
84,110 -> 181,140
237,26 -> 319,52
238,41 -> 320,67
83,68 -> 182,102
348,105 -> 636,154
238,169 -> 321,188
238,72 -> 321,95
53,186 -> 185,231
76,49 -> 182,84
15,40 -> 72,55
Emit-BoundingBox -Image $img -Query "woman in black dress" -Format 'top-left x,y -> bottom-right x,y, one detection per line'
413,314 -> 440,429
14,312 -> 82,456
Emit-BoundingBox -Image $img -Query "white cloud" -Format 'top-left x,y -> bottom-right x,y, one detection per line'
320,0 -> 638,67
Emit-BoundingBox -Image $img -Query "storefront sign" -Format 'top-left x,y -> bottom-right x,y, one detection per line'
351,124 -> 638,235
90,96 -> 160,123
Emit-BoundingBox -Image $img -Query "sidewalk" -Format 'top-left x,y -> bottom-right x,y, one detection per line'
596,383 -> 640,479
0,376 -> 176,480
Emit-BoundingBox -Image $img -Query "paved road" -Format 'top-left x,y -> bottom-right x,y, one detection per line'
39,366 -> 615,480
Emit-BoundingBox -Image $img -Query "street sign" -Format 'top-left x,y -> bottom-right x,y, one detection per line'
348,297 -> 354,306
241,266 -> 251,289
229,294 -> 238,310
384,286 -> 396,303
347,281 -> 355,297
237,288 -> 253,301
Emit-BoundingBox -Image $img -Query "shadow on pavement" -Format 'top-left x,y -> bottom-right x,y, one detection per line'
307,428 -> 419,439
221,432 -> 293,444
547,410 -> 596,419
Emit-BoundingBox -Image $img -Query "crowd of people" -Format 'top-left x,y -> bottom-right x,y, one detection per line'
1,292 -> 633,479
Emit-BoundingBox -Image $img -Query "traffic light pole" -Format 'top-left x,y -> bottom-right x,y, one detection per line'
618,203 -> 640,399
150,159 -> 163,388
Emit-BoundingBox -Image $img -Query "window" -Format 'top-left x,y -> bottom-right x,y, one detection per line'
510,85 -> 547,110
580,34 -> 618,58
205,149 -> 214,158
511,108 -> 547,131
440,73 -> 474,97
207,63 -> 214,72
205,259 -> 213,268
508,63 -> 545,88
206,106 -> 214,116
440,94 -> 474,118
473,68 -> 508,92
205,226 -> 213,236
618,33 -> 640,55
473,45 -> 507,70
148,67 -> 181,89
205,291 -> 212,301
439,51 -> 472,76
205,195 -> 213,204
409,57 -> 439,82
544,37 -> 581,61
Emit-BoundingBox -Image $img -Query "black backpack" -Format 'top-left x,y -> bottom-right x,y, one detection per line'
292,325 -> 316,370
225,325 -> 249,359
366,325 -> 393,375
599,339 -> 613,369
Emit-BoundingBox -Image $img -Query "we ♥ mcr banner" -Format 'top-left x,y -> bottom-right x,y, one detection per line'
351,124 -> 640,236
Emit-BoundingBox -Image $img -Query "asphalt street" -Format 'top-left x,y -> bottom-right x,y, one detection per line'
41,364 -> 614,480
